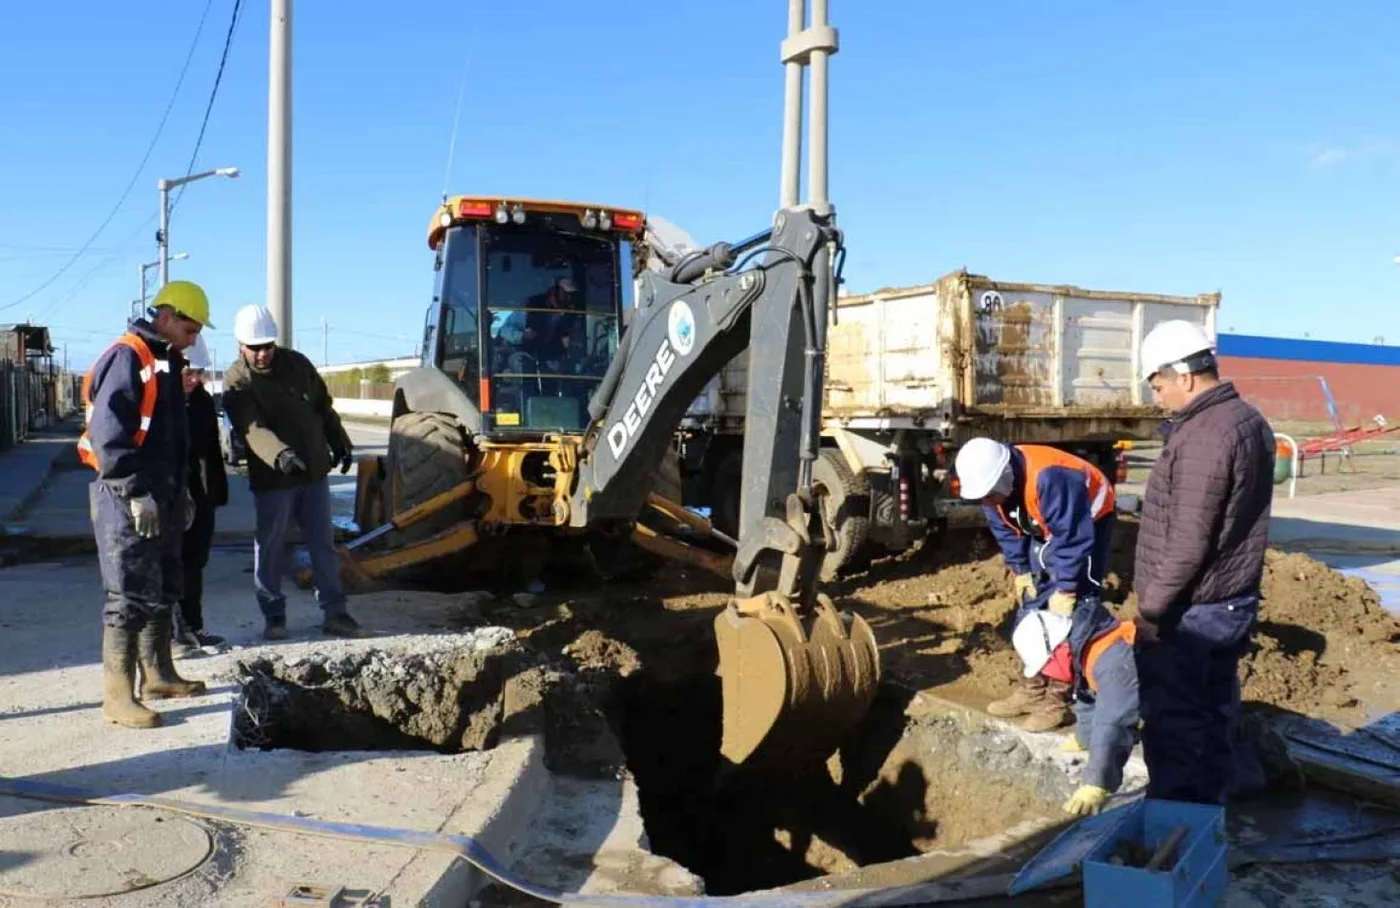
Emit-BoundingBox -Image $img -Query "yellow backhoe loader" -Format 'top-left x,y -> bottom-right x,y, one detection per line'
336,0 -> 875,768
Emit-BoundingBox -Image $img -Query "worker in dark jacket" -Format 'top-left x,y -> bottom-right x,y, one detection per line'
78,280 -> 212,729
1012,605 -> 1139,816
956,438 -> 1117,732
174,334 -> 229,657
223,304 -> 366,640
1134,320 -> 1274,806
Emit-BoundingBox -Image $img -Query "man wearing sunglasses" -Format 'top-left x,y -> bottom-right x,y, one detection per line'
78,280 -> 213,729
223,304 -> 366,641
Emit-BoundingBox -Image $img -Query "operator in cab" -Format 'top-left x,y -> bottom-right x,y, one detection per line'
955,438 -> 1117,733
523,277 -> 583,364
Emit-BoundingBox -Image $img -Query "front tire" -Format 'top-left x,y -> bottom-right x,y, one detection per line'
384,411 -> 471,547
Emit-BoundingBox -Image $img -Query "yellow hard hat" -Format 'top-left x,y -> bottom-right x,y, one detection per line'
152,280 -> 214,328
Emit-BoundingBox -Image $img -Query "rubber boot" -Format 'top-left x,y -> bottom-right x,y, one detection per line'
101,625 -> 161,729
1019,679 -> 1072,733
986,675 -> 1047,718
137,611 -> 208,700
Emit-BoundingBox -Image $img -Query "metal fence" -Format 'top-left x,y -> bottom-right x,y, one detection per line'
0,360 -> 78,452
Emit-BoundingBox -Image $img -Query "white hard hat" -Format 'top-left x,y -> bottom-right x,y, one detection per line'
1140,320 -> 1214,383
234,304 -> 280,346
954,437 -> 1012,500
184,333 -> 212,370
556,277 -> 578,293
1012,610 -> 1074,678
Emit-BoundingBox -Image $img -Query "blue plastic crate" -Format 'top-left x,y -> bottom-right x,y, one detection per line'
1083,800 -> 1228,908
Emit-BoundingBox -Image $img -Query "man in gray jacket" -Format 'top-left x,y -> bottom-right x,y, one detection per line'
1133,320 -> 1274,806
223,304 -> 367,640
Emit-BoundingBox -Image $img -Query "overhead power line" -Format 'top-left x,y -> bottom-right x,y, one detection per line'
0,0 -> 216,313
170,0 -> 247,221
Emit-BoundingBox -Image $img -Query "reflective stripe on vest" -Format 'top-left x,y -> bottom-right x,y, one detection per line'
1083,619 -> 1136,694
996,444 -> 1116,539
76,333 -> 165,471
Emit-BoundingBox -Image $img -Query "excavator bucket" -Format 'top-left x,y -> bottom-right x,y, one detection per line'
713,591 -> 879,767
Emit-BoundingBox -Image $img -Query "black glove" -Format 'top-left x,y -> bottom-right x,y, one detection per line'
275,449 -> 308,475
332,444 -> 354,475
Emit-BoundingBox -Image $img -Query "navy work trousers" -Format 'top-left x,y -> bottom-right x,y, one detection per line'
1136,597 -> 1257,805
91,481 -> 181,629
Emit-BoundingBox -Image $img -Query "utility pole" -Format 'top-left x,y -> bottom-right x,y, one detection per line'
267,0 -> 294,349
321,317 -> 328,367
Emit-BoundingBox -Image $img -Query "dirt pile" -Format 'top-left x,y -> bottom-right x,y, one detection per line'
834,518 -> 1400,721
231,629 -> 526,753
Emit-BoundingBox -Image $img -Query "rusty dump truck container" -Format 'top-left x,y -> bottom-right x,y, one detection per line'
823,269 -> 1221,444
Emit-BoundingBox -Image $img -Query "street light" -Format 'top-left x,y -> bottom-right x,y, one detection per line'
139,252 -> 189,314
157,167 -> 239,285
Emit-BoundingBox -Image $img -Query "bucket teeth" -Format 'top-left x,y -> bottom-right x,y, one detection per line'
714,592 -> 880,767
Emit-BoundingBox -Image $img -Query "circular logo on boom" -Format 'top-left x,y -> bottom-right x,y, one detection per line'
668,300 -> 696,357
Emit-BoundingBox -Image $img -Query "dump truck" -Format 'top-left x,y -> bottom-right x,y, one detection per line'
340,0 -> 875,768
675,271 -> 1222,576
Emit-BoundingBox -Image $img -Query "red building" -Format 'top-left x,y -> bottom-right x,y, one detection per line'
1218,334 -> 1398,427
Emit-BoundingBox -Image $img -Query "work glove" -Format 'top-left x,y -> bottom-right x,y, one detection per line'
1048,590 -> 1077,617
1063,784 -> 1109,817
275,449 -> 308,476
1012,573 -> 1037,603
128,494 -> 160,539
182,488 -> 195,531
331,444 -> 354,475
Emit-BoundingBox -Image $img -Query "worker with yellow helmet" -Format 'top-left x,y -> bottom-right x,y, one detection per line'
76,279 -> 215,730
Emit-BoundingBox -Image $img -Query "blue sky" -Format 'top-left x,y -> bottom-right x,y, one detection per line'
2,2 -> 1398,370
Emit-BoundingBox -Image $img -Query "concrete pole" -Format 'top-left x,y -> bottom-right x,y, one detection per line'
138,263 -> 147,312
778,0 -> 805,209
267,0 -> 293,348
158,181 -> 171,286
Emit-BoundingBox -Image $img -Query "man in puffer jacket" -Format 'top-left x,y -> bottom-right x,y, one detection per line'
1133,320 -> 1274,806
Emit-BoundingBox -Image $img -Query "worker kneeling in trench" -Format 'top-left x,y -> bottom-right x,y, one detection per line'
1012,605 -> 1139,817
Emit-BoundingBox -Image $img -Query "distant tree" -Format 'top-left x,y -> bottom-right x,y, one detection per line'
366,363 -> 392,383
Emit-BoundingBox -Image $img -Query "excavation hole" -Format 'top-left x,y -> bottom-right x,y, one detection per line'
612,674 -> 1069,895
230,632 -> 523,754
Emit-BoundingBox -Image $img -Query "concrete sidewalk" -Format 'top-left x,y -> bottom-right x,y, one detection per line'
0,551 -> 551,906
0,419 -> 82,522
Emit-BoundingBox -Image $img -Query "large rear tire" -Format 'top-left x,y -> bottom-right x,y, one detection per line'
813,448 -> 872,582
384,411 -> 471,547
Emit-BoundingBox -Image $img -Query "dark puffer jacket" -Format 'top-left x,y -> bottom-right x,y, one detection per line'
1134,381 -> 1274,628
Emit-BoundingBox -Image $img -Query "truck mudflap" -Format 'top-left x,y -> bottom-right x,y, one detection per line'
713,591 -> 879,767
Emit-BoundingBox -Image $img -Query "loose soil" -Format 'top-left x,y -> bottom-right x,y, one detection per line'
279,514 -> 1400,893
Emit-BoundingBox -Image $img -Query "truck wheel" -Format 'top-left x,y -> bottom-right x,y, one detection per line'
384,411 -> 471,547
813,448 -> 871,581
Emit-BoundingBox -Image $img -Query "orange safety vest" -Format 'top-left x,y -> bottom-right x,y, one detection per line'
1083,619 -> 1136,694
76,333 -> 165,471
996,444 -> 1116,539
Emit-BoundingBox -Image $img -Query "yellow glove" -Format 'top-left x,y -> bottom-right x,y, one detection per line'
1013,573 -> 1038,603
1048,590 -> 1077,617
1061,736 -> 1087,754
1063,784 -> 1109,817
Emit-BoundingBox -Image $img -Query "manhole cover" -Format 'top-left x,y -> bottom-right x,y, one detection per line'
0,803 -> 212,899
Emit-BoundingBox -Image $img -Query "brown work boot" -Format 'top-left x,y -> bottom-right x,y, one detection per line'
101,626 -> 160,729
1019,679 -> 1072,733
987,675 -> 1047,718
137,612 -> 208,700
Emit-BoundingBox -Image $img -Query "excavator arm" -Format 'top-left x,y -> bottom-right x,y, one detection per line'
567,211 -> 836,600
558,0 -> 878,769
